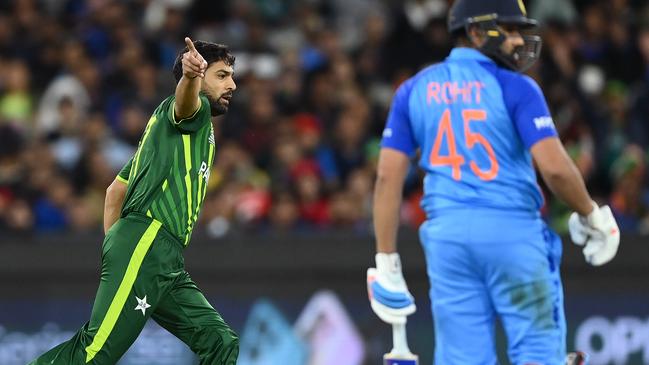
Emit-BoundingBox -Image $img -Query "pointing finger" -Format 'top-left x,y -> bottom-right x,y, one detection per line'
185,37 -> 197,54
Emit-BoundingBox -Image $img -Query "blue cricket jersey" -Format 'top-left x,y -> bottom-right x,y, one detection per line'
382,47 -> 557,216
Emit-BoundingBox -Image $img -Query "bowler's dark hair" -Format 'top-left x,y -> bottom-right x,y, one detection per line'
172,41 -> 235,82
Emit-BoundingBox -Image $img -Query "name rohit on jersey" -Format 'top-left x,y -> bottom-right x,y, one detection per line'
427,81 -> 485,105
533,116 -> 555,130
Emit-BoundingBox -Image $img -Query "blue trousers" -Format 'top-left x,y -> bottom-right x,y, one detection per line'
419,208 -> 566,365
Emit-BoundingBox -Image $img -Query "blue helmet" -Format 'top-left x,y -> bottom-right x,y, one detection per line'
447,0 -> 541,72
448,0 -> 537,33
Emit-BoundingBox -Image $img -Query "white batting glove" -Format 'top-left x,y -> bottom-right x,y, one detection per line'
569,202 -> 620,266
367,253 -> 416,324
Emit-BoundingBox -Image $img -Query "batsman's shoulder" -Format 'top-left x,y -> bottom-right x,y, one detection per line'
497,68 -> 542,94
393,66 -> 432,99
409,62 -> 446,85
392,62 -> 447,101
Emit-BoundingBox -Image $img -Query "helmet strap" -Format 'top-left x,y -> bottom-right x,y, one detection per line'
465,19 -> 541,73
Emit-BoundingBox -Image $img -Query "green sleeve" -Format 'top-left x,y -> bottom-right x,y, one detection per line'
166,94 -> 211,133
116,157 -> 133,184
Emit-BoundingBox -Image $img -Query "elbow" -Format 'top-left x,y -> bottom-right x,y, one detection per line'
374,171 -> 404,193
375,172 -> 387,184
540,165 -> 572,187
106,181 -> 119,199
105,186 -> 117,206
374,171 -> 391,189
105,181 -> 126,205
106,182 -> 114,195
375,163 -> 397,184
542,167 -> 563,182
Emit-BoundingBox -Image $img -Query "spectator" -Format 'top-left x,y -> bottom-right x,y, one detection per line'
0,59 -> 33,129
0,0 -> 647,236
268,189 -> 300,231
609,145 -> 649,233
33,175 -> 72,232
292,159 -> 329,227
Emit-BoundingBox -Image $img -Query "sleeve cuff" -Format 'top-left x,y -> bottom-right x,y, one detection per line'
525,132 -> 558,150
380,142 -> 417,158
171,101 -> 201,125
116,175 -> 128,184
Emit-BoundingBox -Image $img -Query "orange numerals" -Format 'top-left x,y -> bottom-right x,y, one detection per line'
430,109 -> 465,180
429,109 -> 499,181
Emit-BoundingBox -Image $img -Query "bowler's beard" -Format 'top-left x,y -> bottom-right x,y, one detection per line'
200,90 -> 231,116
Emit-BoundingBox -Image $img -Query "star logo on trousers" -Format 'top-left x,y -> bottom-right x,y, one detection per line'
134,295 -> 151,316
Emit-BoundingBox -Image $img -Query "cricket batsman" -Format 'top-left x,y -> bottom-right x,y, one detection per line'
367,0 -> 620,364
30,37 -> 238,364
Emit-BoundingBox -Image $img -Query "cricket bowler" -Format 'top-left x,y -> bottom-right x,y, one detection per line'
366,0 -> 620,364
30,37 -> 238,364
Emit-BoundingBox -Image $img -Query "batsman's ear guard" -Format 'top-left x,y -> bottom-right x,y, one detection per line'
448,0 -> 542,72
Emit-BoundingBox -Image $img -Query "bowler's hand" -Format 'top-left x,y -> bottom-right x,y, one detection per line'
182,37 -> 207,79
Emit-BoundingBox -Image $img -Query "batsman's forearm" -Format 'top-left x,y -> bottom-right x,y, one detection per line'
540,162 -> 593,216
373,175 -> 404,253
174,76 -> 202,118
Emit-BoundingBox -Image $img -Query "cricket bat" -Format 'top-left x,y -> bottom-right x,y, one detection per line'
383,322 -> 419,365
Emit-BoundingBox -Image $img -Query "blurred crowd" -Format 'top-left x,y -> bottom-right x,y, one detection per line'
1,0 -> 649,237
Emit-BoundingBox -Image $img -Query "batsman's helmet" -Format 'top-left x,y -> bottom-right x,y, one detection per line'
447,0 -> 541,72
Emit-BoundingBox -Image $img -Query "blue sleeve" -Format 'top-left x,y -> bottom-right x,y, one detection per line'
502,73 -> 557,149
380,80 -> 418,156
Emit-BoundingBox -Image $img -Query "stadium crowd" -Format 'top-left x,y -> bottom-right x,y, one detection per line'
1,0 -> 649,237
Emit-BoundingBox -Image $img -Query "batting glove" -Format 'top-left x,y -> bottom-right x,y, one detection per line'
569,201 -> 620,266
367,253 -> 416,324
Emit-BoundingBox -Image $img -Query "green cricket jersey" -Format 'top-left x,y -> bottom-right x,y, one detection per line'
116,95 -> 215,245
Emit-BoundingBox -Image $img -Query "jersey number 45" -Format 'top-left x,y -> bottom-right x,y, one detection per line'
430,108 -> 499,181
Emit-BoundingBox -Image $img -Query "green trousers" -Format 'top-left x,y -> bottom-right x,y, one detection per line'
29,213 -> 239,365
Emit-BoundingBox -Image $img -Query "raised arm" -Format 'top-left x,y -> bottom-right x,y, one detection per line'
174,37 -> 207,120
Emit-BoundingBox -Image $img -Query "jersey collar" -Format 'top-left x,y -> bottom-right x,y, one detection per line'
447,47 -> 495,64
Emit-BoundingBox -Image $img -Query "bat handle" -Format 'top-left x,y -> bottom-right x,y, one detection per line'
392,322 -> 412,355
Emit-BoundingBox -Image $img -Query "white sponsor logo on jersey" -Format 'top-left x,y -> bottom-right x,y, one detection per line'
533,116 -> 555,130
198,161 -> 210,183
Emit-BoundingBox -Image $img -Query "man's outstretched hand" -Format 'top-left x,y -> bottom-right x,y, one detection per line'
182,37 -> 207,79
